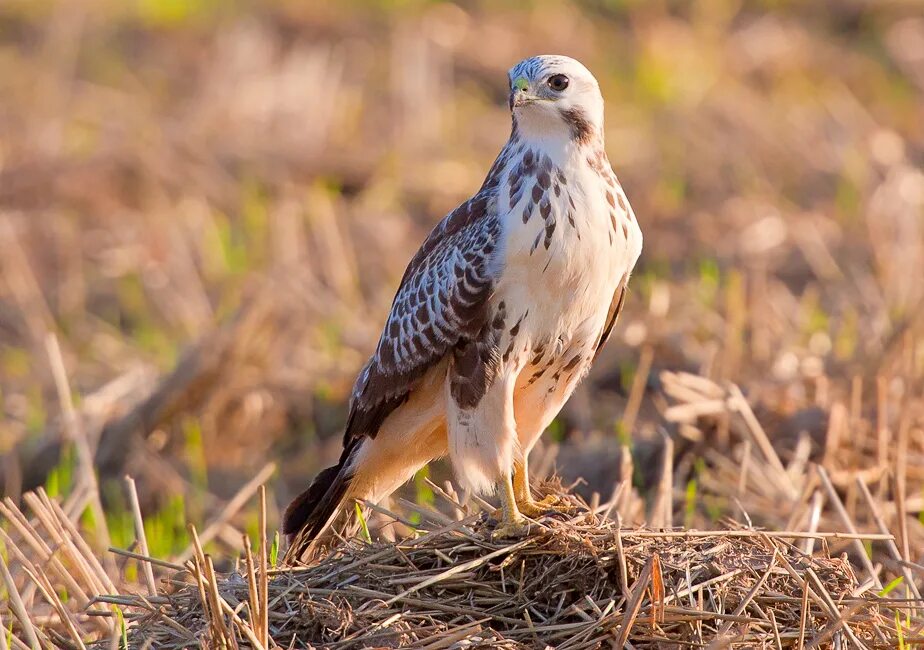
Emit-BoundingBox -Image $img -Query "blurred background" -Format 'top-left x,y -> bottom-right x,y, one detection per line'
1,0 -> 922,557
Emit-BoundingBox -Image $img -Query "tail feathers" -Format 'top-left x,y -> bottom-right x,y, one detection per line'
282,465 -> 344,539
283,438 -> 363,546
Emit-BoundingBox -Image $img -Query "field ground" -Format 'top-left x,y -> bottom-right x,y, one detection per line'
1,0 -> 923,647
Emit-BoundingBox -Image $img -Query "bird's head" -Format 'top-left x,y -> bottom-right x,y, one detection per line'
507,55 -> 603,146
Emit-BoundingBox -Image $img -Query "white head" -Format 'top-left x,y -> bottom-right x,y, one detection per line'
507,55 -> 604,146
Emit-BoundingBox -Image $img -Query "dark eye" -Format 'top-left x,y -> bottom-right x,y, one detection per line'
548,74 -> 569,91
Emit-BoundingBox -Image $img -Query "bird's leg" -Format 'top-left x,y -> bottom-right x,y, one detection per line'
512,457 -> 544,518
513,456 -> 572,517
491,471 -> 530,538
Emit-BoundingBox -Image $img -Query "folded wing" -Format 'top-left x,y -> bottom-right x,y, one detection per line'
344,191 -> 503,446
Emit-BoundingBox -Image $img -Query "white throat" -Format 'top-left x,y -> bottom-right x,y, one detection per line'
513,128 -> 591,171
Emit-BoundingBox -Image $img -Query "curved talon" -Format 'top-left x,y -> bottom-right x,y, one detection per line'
517,501 -> 547,518
491,517 -> 531,539
518,494 -> 574,517
537,494 -> 573,509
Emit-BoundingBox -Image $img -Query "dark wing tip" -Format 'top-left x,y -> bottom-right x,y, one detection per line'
282,464 -> 343,537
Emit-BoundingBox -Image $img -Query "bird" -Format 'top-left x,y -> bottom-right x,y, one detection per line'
283,55 -> 643,547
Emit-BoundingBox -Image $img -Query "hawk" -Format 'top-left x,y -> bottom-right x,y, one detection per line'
284,55 -> 642,544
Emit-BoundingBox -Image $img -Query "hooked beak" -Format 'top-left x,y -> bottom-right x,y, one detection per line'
509,76 -> 537,110
510,89 -> 539,109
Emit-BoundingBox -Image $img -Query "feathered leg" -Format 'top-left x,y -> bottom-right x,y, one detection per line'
447,360 -> 531,535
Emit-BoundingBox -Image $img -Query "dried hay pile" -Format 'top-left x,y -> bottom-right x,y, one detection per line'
113,496 -> 909,649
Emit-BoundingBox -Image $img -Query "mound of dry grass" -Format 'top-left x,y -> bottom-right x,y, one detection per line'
99,491 -> 911,649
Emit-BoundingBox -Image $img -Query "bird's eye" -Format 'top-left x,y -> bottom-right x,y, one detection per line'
548,74 -> 569,92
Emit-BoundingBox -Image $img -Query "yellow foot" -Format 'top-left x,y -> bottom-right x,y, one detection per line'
518,494 -> 574,518
537,494 -> 572,509
491,517 -> 531,539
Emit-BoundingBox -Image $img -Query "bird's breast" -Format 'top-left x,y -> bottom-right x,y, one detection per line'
500,160 -> 637,297
492,151 -> 641,375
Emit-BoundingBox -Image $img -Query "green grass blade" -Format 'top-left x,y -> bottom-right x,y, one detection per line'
354,502 -> 371,543
270,531 -> 279,567
879,576 -> 904,597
